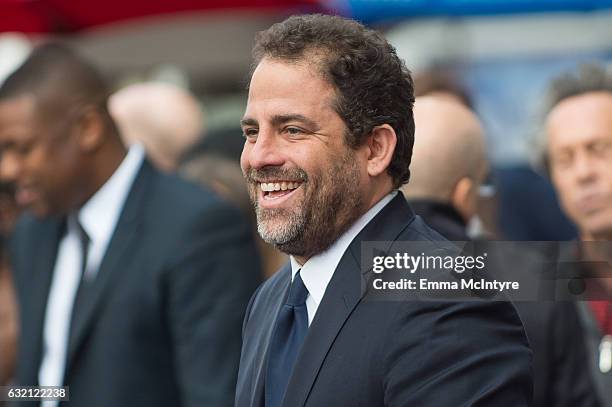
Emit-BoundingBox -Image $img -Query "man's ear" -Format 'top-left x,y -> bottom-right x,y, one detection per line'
366,124 -> 397,177
451,176 -> 476,222
75,106 -> 105,152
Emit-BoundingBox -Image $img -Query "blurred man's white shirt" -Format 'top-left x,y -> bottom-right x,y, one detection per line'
38,144 -> 144,407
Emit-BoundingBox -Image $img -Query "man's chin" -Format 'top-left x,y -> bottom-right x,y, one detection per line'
27,202 -> 55,219
258,225 -> 296,246
580,216 -> 612,240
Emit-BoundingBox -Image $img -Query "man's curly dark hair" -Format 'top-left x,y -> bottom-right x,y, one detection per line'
251,14 -> 415,188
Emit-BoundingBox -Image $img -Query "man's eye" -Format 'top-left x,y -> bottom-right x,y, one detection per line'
242,128 -> 258,139
591,141 -> 612,157
552,152 -> 572,169
285,127 -> 304,136
15,143 -> 32,155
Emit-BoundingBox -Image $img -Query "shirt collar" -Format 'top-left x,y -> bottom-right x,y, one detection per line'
77,144 -> 145,246
290,190 -> 397,307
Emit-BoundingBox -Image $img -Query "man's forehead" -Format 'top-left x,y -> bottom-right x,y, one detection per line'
0,94 -> 37,118
245,83 -> 336,120
0,94 -> 39,136
547,92 -> 612,137
548,92 -> 612,122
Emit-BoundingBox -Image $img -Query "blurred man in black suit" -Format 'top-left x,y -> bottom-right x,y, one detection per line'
0,43 -> 260,407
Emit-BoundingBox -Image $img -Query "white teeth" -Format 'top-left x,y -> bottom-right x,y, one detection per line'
260,183 -> 275,192
259,181 -> 302,192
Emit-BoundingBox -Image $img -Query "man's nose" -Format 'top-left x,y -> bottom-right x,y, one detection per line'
573,153 -> 596,184
243,131 -> 285,170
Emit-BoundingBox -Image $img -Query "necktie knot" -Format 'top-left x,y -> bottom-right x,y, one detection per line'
286,271 -> 308,307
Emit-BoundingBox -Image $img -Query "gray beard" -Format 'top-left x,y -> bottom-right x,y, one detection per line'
252,152 -> 363,259
256,206 -> 305,248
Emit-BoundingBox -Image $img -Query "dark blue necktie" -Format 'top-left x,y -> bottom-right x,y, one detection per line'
68,217 -> 91,351
265,271 -> 309,407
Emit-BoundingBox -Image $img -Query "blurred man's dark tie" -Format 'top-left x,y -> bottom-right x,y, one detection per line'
68,217 -> 90,348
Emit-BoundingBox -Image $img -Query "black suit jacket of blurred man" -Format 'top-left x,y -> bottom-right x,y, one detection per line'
236,193 -> 533,407
410,198 -> 600,407
9,160 -> 261,407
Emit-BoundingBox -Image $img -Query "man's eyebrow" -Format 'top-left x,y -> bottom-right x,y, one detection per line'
240,117 -> 258,127
270,114 -> 318,129
241,114 -> 320,130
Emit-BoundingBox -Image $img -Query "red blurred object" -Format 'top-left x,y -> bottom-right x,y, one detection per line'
0,0 -> 319,33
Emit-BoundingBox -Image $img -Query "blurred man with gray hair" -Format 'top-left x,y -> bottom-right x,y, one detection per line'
544,63 -> 612,406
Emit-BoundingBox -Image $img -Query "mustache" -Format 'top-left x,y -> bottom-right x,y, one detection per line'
245,167 -> 308,184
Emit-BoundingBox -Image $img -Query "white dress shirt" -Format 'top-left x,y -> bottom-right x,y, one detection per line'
290,191 -> 397,325
38,145 -> 145,407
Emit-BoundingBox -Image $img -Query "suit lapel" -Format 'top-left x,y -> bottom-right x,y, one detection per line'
65,161 -> 152,372
281,193 -> 416,407
19,217 -> 64,385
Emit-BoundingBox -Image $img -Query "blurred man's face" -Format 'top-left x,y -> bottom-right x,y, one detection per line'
0,95 -> 83,217
240,58 -> 368,262
547,91 -> 612,239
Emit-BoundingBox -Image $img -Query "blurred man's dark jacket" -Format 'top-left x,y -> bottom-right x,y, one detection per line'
9,160 -> 261,407
410,198 -> 600,407
555,243 -> 612,407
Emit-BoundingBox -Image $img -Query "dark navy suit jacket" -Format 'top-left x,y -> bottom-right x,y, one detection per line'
236,193 -> 532,407
10,160 -> 261,407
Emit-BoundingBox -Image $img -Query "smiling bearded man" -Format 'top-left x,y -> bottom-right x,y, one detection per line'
244,146 -> 363,258
235,13 -> 532,407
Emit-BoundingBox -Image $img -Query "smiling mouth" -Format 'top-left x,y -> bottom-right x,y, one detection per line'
259,181 -> 303,200
15,187 -> 39,207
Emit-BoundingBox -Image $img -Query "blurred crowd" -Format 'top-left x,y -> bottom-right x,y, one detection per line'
0,29 -> 610,407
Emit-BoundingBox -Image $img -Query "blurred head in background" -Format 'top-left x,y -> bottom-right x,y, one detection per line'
413,68 -> 472,108
109,82 -> 204,172
545,64 -> 612,241
402,94 -> 487,222
0,43 -> 126,218
180,127 -> 253,223
180,128 -> 289,277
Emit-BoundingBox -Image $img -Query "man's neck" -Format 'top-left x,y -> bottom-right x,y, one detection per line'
78,139 -> 127,210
